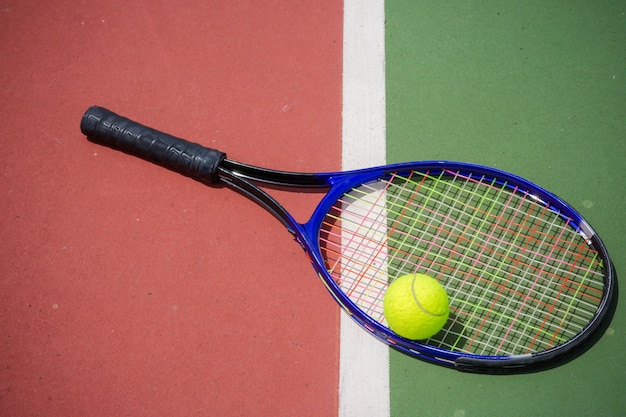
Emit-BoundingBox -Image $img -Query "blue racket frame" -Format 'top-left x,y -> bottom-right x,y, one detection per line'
222,160 -> 615,373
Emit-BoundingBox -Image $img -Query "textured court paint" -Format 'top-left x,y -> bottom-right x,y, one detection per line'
339,1 -> 389,416
386,2 -> 625,416
0,2 -> 342,416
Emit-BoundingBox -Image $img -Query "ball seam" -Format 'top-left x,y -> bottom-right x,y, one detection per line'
410,275 -> 447,317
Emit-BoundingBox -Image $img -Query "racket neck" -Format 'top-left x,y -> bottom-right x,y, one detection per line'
222,159 -> 331,188
217,167 -> 300,233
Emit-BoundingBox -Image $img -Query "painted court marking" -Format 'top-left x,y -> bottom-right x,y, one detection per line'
339,1 -> 389,417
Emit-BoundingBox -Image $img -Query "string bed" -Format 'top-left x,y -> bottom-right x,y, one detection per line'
319,168 -> 605,356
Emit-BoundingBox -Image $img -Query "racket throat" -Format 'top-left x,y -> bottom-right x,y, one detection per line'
218,167 -> 299,234
222,159 -> 330,188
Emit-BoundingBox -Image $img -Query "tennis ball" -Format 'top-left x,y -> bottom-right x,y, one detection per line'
383,273 -> 449,340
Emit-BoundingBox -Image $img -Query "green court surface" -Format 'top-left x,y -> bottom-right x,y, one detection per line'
385,2 -> 625,416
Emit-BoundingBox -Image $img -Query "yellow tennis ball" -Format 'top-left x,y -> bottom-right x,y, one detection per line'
383,273 -> 450,340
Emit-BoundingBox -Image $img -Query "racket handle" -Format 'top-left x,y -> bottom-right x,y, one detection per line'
80,106 -> 226,184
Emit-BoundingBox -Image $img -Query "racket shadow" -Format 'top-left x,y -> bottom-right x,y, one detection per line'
428,312 -> 470,351
414,269 -> 619,373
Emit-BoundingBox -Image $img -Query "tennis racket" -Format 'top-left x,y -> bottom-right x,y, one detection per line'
81,106 -> 616,374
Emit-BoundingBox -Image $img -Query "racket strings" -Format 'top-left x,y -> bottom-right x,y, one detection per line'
319,169 -> 606,356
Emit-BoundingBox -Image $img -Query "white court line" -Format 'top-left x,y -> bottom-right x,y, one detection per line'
339,1 -> 389,417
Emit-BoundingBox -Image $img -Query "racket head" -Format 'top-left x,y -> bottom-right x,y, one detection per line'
298,161 -> 615,373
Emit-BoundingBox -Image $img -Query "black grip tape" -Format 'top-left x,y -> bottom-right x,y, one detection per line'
81,106 -> 226,184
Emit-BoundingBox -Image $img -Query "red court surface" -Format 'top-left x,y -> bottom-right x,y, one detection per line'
1,2 -> 343,415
